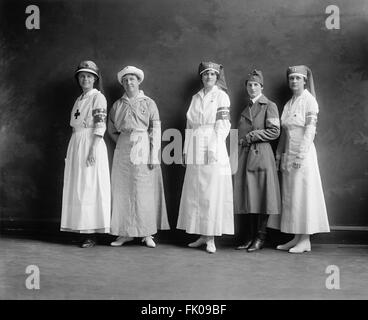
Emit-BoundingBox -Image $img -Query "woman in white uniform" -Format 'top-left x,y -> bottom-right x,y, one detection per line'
269,65 -> 330,253
61,60 -> 111,248
108,66 -> 169,248
177,61 -> 234,254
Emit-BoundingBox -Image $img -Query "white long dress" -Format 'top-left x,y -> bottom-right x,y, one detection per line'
268,89 -> 330,234
61,88 -> 111,233
177,85 -> 234,236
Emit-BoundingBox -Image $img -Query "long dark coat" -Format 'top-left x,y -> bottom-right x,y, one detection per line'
233,94 -> 281,215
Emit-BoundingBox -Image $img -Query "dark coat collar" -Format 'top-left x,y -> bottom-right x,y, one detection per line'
241,94 -> 268,122
257,94 -> 268,104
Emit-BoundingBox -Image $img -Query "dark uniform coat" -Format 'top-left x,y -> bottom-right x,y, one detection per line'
233,94 -> 281,215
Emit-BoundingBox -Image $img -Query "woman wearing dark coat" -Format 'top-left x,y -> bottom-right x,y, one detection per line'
233,69 -> 281,252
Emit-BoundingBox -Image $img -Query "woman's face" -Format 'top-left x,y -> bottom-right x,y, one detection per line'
246,81 -> 263,99
201,70 -> 217,89
122,74 -> 140,94
78,72 -> 96,91
288,75 -> 305,93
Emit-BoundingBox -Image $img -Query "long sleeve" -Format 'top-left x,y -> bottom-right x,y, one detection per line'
92,93 -> 107,137
247,102 -> 280,143
107,102 -> 119,143
297,97 -> 318,159
148,100 -> 161,164
208,92 -> 231,155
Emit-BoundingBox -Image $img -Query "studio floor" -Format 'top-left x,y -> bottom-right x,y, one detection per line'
1,235 -> 367,300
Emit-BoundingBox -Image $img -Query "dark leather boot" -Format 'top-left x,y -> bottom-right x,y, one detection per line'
247,237 -> 265,252
236,214 -> 255,250
247,214 -> 268,252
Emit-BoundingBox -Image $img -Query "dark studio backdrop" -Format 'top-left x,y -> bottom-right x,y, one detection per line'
0,0 -> 367,242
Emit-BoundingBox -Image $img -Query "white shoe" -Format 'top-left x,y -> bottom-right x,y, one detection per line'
188,236 -> 207,248
142,236 -> 156,248
206,239 -> 216,254
110,236 -> 133,247
289,236 -> 311,253
276,235 -> 301,251
289,243 -> 311,253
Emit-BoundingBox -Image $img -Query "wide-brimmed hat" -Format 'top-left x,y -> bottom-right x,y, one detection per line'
75,60 -> 99,78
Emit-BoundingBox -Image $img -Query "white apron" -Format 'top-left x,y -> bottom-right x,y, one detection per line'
268,89 -> 330,234
177,86 -> 234,236
61,89 -> 111,233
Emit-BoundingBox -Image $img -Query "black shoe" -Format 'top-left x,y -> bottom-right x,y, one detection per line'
247,238 -> 265,252
236,239 -> 253,250
80,238 -> 96,248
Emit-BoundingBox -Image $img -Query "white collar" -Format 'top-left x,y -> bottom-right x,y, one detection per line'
122,90 -> 145,102
251,93 -> 262,104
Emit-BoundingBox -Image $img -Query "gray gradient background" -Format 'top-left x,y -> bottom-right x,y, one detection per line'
0,0 -> 367,231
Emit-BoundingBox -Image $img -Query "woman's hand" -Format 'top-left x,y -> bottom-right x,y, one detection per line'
292,158 -> 302,169
239,138 -> 250,148
86,147 -> 97,167
86,135 -> 102,167
208,150 -> 217,164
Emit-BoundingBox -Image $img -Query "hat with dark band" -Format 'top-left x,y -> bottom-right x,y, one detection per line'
198,61 -> 221,75
75,60 -> 99,78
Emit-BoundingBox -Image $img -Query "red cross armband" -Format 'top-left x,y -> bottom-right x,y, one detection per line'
92,108 -> 107,127
216,107 -> 230,121
305,111 -> 318,127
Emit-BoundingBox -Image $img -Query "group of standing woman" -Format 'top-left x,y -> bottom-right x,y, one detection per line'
60,60 -> 330,254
